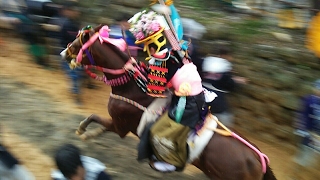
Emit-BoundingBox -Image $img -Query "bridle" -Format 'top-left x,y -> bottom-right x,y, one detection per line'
65,25 -> 146,87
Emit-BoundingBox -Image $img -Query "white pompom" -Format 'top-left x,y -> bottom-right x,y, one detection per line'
151,4 -> 171,15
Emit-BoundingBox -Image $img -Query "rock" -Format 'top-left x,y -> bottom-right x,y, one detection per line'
253,44 -> 278,59
267,90 -> 299,110
202,23 -> 233,40
249,74 -> 276,88
272,125 -> 295,142
276,47 -> 300,65
271,71 -> 299,90
271,32 -> 293,42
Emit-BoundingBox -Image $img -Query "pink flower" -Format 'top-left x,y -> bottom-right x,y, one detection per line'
129,10 -> 163,40
150,22 -> 160,32
135,31 -> 145,40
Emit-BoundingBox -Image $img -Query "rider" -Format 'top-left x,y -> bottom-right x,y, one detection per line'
129,10 -> 207,172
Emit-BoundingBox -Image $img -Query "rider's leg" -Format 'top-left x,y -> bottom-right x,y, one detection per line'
137,95 -> 171,161
137,94 -> 171,137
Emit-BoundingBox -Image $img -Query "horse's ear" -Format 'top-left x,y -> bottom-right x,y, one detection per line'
94,24 -> 105,32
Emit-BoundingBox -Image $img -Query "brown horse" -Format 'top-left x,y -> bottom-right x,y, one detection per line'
61,25 -> 277,180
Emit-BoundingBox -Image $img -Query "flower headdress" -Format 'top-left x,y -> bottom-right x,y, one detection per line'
128,10 -> 163,42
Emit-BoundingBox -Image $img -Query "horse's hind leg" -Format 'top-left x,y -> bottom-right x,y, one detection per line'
76,114 -> 115,140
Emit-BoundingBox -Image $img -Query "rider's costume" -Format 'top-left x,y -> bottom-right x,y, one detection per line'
129,9 -> 206,171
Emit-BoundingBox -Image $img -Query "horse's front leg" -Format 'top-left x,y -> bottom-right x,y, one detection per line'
76,114 -> 115,140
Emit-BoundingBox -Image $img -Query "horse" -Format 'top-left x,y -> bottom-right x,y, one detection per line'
61,25 -> 277,180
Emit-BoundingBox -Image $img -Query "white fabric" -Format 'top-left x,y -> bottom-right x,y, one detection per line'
153,161 -> 176,172
187,115 -> 217,162
203,88 -> 217,103
181,18 -> 206,40
51,156 -> 106,180
137,94 -> 172,137
151,4 -> 171,15
155,15 -> 170,30
202,57 -> 232,73
148,48 -> 169,65
0,162 -> 35,180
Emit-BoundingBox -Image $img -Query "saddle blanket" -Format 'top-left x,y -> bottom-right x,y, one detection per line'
187,114 -> 217,162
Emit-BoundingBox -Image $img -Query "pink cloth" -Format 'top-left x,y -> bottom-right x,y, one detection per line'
98,25 -> 126,52
170,63 -> 203,96
77,25 -> 127,64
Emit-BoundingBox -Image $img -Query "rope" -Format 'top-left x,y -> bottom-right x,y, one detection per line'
210,115 -> 269,173
109,93 -> 164,115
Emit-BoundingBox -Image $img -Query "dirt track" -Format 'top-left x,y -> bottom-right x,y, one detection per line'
0,31 -> 319,180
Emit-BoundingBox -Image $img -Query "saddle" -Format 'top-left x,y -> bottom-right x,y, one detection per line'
137,112 -> 218,168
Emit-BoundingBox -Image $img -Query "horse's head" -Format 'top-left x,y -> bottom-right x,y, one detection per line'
60,25 -> 101,68
60,24 -> 147,88
60,24 -> 131,72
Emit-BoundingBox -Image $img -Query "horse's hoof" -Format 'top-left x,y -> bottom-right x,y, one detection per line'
75,128 -> 86,135
79,134 -> 88,141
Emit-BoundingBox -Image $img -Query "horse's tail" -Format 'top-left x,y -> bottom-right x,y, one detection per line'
263,165 -> 277,180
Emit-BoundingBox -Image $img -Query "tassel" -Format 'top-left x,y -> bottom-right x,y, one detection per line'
175,96 -> 186,123
69,59 -> 80,70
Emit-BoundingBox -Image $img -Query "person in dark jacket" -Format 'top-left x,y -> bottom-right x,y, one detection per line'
202,46 -> 247,128
0,143 -> 35,179
58,1 -> 90,105
293,79 -> 320,167
0,124 -> 35,179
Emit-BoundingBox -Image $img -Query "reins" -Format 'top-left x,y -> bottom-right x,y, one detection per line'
109,92 -> 164,115
68,26 -> 146,87
207,115 -> 270,173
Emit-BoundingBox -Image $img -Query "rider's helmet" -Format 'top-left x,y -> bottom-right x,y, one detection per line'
128,10 -> 167,59
135,27 -> 166,58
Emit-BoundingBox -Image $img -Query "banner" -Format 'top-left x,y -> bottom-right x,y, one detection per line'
168,3 -> 183,41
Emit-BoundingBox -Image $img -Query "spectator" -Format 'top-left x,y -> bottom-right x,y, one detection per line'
181,18 -> 206,74
293,79 -> 320,166
51,144 -> 112,180
201,46 -> 247,128
0,125 -> 35,180
109,13 -> 142,58
58,1 -> 92,105
0,0 -> 48,66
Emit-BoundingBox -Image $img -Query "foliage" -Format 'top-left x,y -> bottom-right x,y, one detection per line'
230,19 -> 266,37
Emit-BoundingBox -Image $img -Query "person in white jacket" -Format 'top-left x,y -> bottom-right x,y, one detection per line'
51,144 -> 112,180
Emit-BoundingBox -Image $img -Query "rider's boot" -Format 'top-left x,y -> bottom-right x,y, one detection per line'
149,155 -> 176,173
149,160 -> 176,173
148,155 -> 184,173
